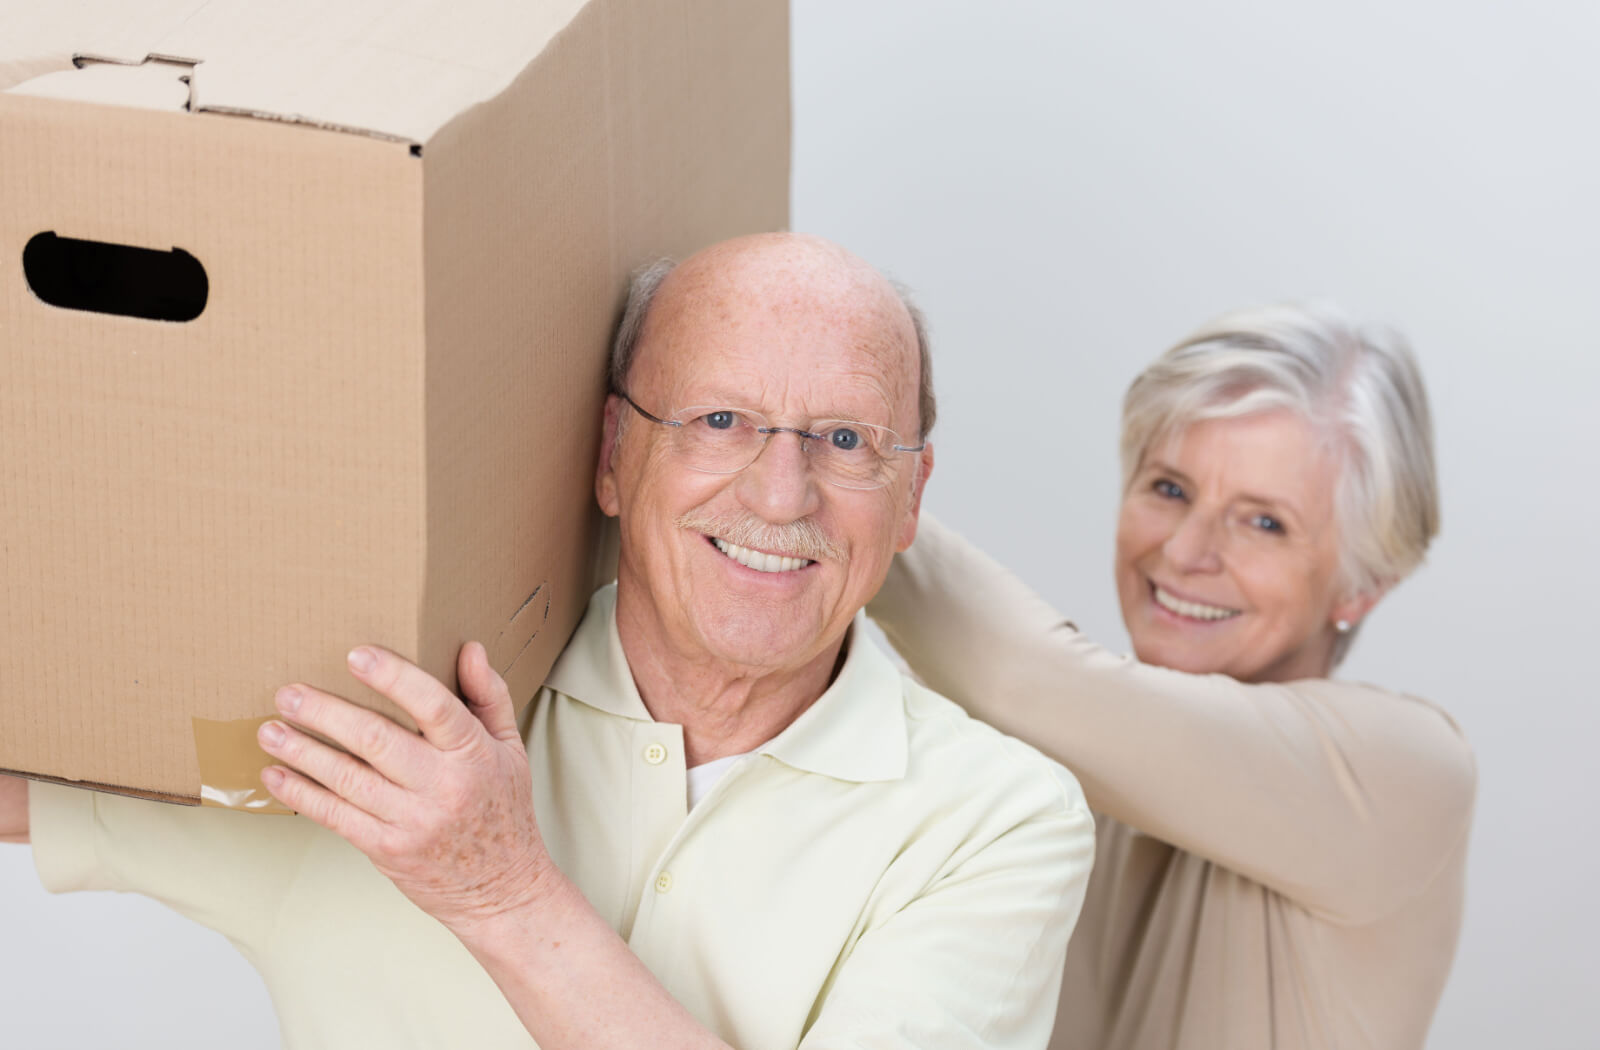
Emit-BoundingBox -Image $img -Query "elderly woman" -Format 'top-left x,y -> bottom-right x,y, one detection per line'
868,303 -> 1475,1049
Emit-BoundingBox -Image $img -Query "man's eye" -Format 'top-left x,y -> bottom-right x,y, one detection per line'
703,411 -> 737,430
829,427 -> 863,451
1153,479 -> 1184,499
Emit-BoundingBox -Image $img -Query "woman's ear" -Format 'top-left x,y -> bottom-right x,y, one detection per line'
1331,581 -> 1390,632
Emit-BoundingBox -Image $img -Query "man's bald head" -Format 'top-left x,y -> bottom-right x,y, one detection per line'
610,234 -> 936,440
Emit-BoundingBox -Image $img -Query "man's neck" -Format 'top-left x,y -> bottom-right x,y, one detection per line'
613,593 -> 846,768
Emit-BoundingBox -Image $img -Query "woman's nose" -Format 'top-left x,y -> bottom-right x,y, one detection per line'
1162,508 -> 1224,573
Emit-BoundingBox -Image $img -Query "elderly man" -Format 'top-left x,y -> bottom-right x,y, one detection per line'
0,233 -> 1093,1048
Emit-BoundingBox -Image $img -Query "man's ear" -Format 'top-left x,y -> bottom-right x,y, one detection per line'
895,441 -> 935,552
595,394 -> 625,518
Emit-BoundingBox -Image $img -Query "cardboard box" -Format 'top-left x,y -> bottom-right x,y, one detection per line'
0,0 -> 791,809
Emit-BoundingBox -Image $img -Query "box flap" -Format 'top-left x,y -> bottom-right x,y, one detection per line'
0,0 -> 590,144
8,58 -> 194,112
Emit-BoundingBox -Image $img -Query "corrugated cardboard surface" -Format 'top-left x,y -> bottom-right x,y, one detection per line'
0,99 -> 423,799
415,0 -> 793,701
0,0 -> 791,806
0,0 -> 590,143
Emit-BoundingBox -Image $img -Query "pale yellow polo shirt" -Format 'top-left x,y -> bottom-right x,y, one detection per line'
32,584 -> 1094,1049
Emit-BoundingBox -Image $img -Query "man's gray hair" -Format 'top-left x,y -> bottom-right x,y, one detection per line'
609,259 -> 938,440
1120,302 -> 1440,666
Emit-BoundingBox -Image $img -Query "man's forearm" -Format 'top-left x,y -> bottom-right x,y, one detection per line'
0,774 -> 29,844
457,867 -> 733,1050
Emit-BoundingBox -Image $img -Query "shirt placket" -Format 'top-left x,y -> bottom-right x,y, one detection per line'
620,719 -> 687,939
627,752 -> 761,952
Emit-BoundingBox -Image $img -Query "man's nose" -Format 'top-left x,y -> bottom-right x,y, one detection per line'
733,431 -> 822,523
1162,507 -> 1225,573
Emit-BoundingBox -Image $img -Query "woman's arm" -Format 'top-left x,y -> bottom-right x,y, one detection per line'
869,515 -> 1476,924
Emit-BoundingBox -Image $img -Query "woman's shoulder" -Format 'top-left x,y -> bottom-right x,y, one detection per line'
1294,675 -> 1477,808
1299,676 -> 1472,744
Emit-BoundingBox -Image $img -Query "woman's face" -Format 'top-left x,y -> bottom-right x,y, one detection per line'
1114,410 -> 1373,683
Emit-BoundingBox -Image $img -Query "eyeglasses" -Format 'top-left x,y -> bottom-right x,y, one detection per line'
617,391 -> 925,491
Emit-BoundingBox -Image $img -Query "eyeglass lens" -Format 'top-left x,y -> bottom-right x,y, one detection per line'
673,408 -> 901,489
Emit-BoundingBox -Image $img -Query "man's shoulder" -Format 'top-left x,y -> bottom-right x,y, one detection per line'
895,673 -> 1089,819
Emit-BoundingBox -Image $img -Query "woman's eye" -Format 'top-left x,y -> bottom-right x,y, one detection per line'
1153,479 -> 1185,500
703,410 -> 737,430
1250,514 -> 1284,534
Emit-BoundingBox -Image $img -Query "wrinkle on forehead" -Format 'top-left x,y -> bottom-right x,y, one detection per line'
631,234 -> 920,428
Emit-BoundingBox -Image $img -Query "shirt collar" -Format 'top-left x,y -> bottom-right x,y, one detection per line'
544,584 -> 908,783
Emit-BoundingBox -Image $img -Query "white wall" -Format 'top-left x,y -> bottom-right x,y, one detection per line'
4,2 -> 1596,1045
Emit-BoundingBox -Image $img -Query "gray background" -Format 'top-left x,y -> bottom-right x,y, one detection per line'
4,2 -> 1597,1046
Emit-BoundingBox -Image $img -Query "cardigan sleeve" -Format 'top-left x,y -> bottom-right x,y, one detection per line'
868,514 -> 1476,925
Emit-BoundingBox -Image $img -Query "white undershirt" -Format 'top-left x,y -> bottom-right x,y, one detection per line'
686,752 -> 751,809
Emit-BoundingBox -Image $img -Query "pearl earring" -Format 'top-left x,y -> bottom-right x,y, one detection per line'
1335,620 -> 1352,634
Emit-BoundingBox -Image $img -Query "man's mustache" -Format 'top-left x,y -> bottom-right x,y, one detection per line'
675,509 -> 843,562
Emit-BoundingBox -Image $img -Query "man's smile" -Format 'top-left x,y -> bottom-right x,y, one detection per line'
710,535 -> 814,573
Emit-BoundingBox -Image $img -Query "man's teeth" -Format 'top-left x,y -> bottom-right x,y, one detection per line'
1153,585 -> 1240,621
713,538 -> 809,573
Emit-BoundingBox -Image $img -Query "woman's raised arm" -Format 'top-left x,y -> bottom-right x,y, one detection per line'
870,515 -> 1475,923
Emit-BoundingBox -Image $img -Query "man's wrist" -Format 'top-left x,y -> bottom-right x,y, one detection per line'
445,849 -> 573,949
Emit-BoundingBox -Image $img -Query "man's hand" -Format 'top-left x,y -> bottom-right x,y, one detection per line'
258,643 -> 552,933
0,774 -> 28,844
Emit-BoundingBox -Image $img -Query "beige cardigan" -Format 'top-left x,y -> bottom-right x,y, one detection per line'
868,516 -> 1476,1050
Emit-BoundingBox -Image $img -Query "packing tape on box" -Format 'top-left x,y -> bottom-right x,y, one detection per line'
192,716 -> 295,815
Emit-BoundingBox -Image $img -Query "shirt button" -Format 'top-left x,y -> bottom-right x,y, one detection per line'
654,871 -> 674,894
643,742 -> 668,765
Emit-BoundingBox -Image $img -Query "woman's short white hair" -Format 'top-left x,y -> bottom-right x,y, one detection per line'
1120,303 -> 1440,662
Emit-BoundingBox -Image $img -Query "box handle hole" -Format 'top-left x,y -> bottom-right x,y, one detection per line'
23,231 -> 208,322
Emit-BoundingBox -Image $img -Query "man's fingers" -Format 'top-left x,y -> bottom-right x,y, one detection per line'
458,641 -> 520,743
272,681 -> 429,790
346,646 -> 482,753
257,719 -> 406,824
260,764 -> 387,851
